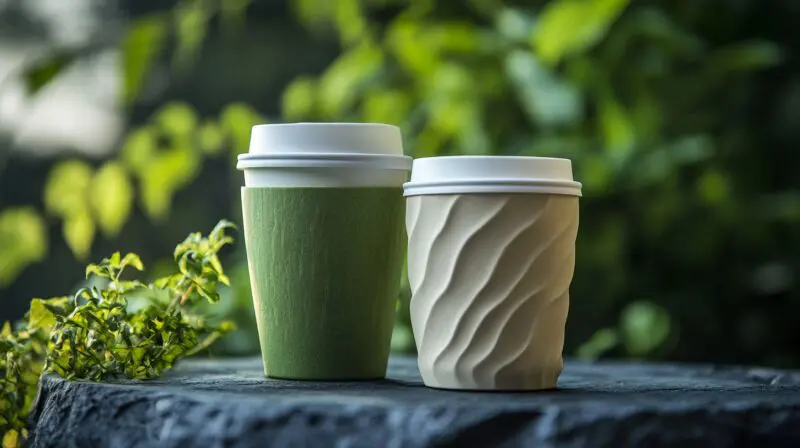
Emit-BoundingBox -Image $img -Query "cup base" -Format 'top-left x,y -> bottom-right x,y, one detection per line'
264,372 -> 387,382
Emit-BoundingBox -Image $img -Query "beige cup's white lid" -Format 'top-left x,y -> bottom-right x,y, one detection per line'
404,156 -> 582,197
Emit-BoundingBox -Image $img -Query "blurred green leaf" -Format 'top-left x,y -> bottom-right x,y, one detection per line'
282,76 -> 317,121
494,7 -> 536,43
63,212 -> 95,260
91,162 -> 134,237
122,14 -> 168,103
155,102 -> 198,138
23,51 -> 77,94
174,1 -> 209,68
220,0 -> 251,26
621,301 -> 670,356
44,160 -> 93,219
121,126 -> 158,175
140,149 -> 201,221
707,40 -> 783,74
387,18 -> 438,76
362,89 -> 411,126
531,0 -> 630,65
198,121 -> 225,154
696,169 -> 730,205
505,50 -> 583,127
220,103 -> 264,155
318,40 -> 383,117
335,0 -> 367,45
0,208 -> 47,286
599,93 -> 636,165
576,327 -> 619,360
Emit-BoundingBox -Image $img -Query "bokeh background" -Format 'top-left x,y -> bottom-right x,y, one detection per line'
0,0 -> 798,366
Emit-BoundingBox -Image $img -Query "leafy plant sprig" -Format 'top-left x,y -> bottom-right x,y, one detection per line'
0,220 -> 237,446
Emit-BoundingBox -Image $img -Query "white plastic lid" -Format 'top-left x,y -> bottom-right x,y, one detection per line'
403,156 -> 582,197
237,122 -> 410,171
248,122 -> 404,156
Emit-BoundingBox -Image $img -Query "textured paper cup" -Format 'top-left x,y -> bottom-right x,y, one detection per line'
238,123 -> 411,380
404,156 -> 582,390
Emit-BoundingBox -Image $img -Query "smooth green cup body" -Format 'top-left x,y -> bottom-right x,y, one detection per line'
241,187 -> 406,380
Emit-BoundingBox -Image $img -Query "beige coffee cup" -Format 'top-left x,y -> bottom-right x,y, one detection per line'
403,156 -> 582,390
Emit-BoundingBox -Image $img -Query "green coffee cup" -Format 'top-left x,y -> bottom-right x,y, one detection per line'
237,123 -> 411,380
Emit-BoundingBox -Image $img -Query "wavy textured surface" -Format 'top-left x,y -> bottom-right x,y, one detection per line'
407,194 -> 579,390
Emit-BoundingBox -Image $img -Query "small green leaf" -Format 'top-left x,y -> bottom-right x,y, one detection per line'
122,14 -> 168,103
91,162 -> 134,237
121,253 -> 145,272
599,93 -> 636,166
28,299 -> 57,332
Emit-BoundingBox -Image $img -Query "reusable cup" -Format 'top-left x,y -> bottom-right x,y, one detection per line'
404,156 -> 582,390
238,123 -> 411,380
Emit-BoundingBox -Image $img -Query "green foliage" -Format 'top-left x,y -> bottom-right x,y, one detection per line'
0,221 -> 236,443
284,0 -> 785,360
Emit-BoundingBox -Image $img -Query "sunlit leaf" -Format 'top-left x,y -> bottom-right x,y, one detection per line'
64,212 -> 95,260
282,76 -> 317,121
620,301 -> 670,356
0,208 -> 47,286
44,160 -> 93,218
28,299 -> 57,332
90,162 -> 134,237
122,14 -> 168,103
23,51 -> 77,94
531,0 -> 630,65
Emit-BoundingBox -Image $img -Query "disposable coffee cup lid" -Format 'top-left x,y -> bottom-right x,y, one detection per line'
237,122 -> 411,172
403,156 -> 582,197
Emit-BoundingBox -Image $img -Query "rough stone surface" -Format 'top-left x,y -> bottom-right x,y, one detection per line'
29,356 -> 800,448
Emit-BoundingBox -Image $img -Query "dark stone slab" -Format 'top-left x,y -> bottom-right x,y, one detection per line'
29,356 -> 800,448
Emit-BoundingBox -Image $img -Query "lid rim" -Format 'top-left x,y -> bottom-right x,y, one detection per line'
403,183 -> 583,197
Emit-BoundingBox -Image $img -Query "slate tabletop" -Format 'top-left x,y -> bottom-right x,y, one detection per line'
28,355 -> 800,447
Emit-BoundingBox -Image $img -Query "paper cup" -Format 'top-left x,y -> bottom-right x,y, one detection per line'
404,156 -> 581,390
238,123 -> 411,380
